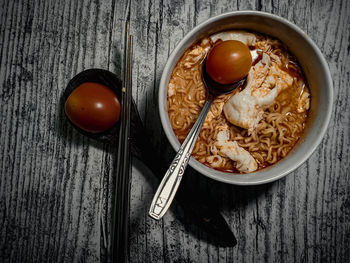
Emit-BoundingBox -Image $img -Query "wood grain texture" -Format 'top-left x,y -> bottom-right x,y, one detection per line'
0,0 -> 349,262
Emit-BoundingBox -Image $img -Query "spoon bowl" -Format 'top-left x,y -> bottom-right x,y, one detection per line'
202,59 -> 246,96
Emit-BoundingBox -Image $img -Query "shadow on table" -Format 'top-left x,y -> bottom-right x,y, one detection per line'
131,134 -> 274,248
182,167 -> 274,246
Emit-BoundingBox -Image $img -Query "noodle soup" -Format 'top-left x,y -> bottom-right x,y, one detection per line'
167,30 -> 310,174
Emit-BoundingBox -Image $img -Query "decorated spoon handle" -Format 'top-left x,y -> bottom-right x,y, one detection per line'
149,98 -> 213,220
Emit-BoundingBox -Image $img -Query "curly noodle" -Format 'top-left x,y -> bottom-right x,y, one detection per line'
167,32 -> 309,173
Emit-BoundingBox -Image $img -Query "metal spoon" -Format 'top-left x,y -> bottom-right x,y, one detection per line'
149,61 -> 246,220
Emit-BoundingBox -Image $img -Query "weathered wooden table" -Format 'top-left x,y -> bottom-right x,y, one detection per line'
1,0 -> 349,262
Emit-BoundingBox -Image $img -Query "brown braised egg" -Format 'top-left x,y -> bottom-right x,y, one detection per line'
206,40 -> 252,84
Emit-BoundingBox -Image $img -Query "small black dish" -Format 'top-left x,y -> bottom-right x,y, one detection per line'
63,68 -> 122,143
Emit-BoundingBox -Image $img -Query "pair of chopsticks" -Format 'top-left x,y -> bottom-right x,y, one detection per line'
111,21 -> 133,262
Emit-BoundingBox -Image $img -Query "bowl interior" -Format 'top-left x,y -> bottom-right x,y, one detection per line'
158,12 -> 333,185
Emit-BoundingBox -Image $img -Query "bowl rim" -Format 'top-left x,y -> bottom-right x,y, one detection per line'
158,11 -> 333,185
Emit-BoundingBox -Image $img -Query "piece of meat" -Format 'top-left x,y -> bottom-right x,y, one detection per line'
223,52 -> 295,133
183,46 -> 206,69
206,155 -> 225,168
212,130 -> 258,173
223,53 -> 275,133
297,90 -> 310,113
168,82 -> 176,97
210,30 -> 257,46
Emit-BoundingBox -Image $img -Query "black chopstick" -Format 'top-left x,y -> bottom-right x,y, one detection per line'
111,21 -> 133,263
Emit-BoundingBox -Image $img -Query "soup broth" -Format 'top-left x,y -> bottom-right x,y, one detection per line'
167,30 -> 310,173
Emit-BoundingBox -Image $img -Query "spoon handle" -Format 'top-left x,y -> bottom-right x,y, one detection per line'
149,99 -> 213,220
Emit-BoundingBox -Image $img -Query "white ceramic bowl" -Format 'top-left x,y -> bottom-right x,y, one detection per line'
158,11 -> 333,185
